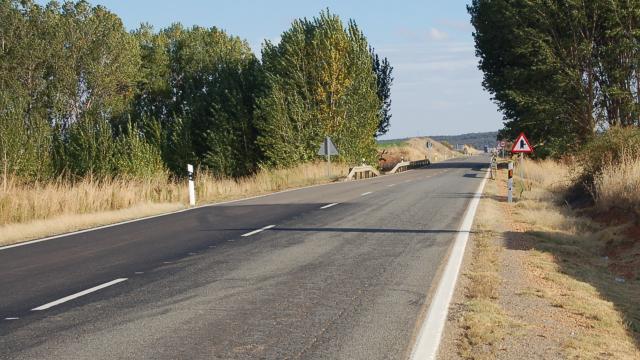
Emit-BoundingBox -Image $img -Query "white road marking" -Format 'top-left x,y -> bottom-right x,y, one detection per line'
320,203 -> 339,209
387,184 -> 396,187
4,317 -> 19,320
361,192 -> 373,196
31,278 -> 128,311
241,225 -> 276,237
134,272 -> 144,275
409,165 -> 489,360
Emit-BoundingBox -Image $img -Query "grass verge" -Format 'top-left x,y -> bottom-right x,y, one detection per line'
513,159 -> 639,358
458,175 -> 515,359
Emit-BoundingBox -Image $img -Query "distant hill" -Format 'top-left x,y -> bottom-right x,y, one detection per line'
430,131 -> 498,150
378,131 -> 499,150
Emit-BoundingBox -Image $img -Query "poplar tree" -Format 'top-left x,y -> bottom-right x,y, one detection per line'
256,10 -> 380,167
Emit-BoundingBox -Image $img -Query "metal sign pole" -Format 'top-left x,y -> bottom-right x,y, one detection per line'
326,136 -> 331,178
507,161 -> 513,203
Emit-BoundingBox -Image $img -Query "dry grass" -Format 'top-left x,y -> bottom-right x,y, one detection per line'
514,160 -> 640,359
0,162 -> 348,246
459,177 -> 515,359
594,151 -> 640,214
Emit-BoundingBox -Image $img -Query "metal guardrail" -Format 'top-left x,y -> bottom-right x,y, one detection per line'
346,159 -> 431,181
387,159 -> 430,174
346,165 -> 380,180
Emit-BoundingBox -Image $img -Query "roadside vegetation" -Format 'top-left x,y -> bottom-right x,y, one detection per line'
0,1 -> 392,244
453,154 -> 639,359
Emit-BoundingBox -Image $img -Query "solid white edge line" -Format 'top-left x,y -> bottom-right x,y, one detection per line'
409,165 -> 489,360
241,224 -> 276,237
361,191 -> 373,196
31,278 -> 128,311
320,203 -> 339,209
0,156 -> 480,252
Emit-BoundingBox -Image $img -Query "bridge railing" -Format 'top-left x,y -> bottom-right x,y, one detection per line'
346,166 -> 380,180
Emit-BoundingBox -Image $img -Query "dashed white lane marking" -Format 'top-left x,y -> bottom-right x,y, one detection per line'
31,278 -> 128,311
361,192 -> 373,196
320,203 -> 339,209
241,225 -> 276,237
387,184 -> 396,187
4,317 -> 19,320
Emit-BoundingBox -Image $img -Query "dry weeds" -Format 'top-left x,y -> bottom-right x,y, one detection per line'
514,160 -> 640,359
595,151 -> 640,214
459,176 -> 515,359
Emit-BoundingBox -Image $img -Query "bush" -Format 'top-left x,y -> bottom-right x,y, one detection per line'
578,127 -> 640,183
577,127 -> 640,213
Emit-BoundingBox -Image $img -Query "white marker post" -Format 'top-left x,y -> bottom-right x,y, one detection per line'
507,161 -> 514,203
187,164 -> 195,206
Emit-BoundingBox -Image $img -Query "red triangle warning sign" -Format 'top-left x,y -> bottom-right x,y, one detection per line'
511,133 -> 534,154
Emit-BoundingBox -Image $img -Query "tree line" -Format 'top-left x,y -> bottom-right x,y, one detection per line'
0,1 -> 393,181
468,0 -> 640,157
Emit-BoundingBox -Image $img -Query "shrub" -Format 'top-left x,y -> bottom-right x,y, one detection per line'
578,127 -> 640,183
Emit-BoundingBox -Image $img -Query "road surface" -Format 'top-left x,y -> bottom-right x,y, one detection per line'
0,156 -> 488,360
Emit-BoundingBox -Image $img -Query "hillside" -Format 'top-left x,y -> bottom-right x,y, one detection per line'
377,137 -> 461,171
430,131 -> 498,150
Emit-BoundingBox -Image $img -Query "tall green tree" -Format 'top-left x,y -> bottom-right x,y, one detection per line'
470,0 -> 640,157
370,48 -> 393,136
256,11 -> 380,167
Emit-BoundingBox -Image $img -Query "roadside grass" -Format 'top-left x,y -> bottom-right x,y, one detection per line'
459,177 -> 515,359
0,162 -> 348,246
594,151 -> 640,214
513,159 -> 640,359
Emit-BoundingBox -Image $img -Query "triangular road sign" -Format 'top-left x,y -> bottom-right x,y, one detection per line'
511,132 -> 533,154
317,136 -> 339,156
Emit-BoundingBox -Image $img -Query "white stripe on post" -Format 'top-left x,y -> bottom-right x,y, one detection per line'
187,164 -> 196,206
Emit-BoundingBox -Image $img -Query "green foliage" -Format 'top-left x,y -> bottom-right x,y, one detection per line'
256,11 -> 381,167
113,122 -> 166,179
579,127 -> 640,182
61,116 -> 117,178
371,48 -> 393,137
0,93 -> 52,180
469,0 -> 640,157
0,3 -> 389,183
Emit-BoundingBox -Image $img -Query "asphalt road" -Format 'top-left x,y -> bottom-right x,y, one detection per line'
0,156 -> 489,360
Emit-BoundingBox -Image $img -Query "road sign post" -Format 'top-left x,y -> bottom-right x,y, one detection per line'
511,132 -> 533,188
507,161 -> 513,203
187,164 -> 195,206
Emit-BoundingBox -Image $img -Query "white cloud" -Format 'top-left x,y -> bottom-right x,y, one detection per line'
427,28 -> 448,41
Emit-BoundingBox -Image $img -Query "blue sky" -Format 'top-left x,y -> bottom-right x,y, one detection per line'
75,0 -> 503,138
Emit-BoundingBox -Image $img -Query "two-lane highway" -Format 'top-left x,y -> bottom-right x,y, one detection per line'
0,156 -> 489,360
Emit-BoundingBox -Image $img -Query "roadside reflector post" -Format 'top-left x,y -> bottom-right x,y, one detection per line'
187,164 -> 195,206
507,161 -> 514,203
